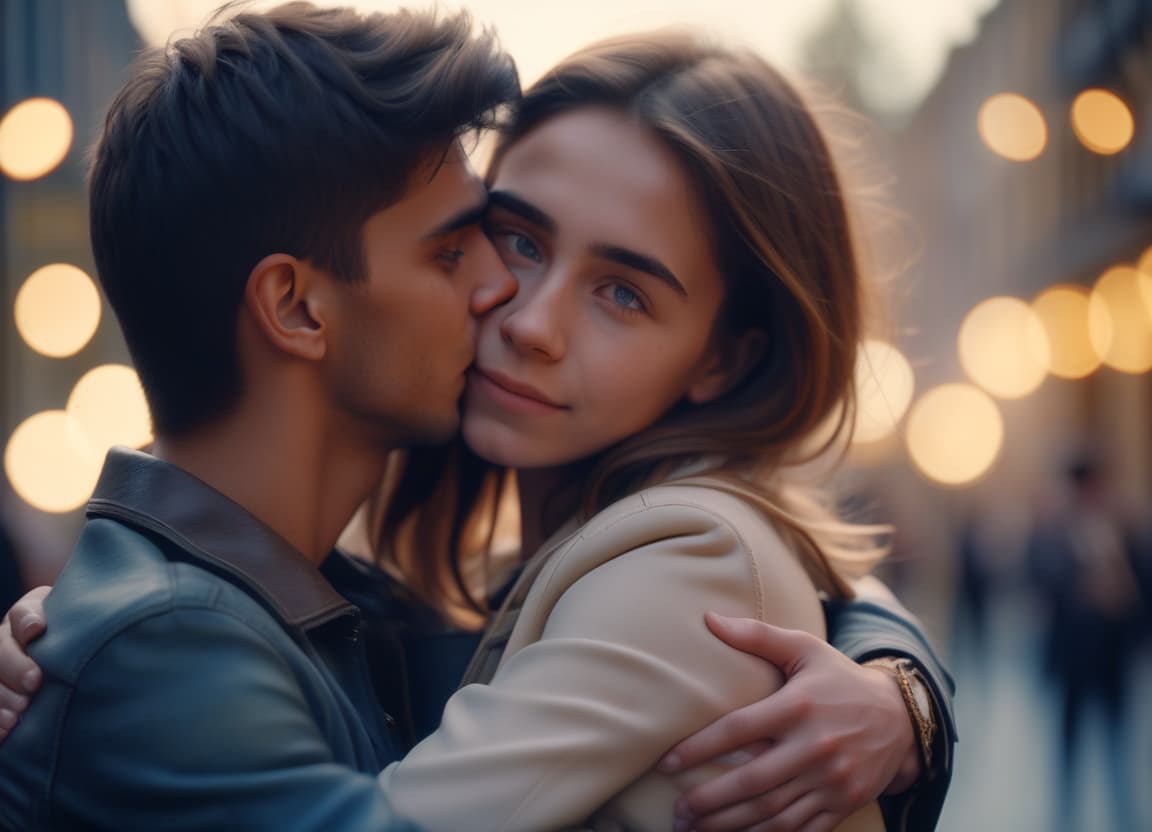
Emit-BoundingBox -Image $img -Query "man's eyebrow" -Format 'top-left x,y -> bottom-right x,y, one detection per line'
591,244 -> 687,296
487,190 -> 556,234
421,195 -> 489,240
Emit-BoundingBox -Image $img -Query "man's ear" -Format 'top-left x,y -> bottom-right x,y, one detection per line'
687,328 -> 768,405
243,254 -> 327,361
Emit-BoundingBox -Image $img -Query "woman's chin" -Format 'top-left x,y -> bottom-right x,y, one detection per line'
462,420 -> 583,470
462,420 -> 527,468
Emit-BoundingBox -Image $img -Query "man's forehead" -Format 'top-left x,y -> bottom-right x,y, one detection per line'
379,146 -> 488,233
420,155 -> 489,239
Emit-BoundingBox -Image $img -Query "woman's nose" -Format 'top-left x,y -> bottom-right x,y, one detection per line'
498,281 -> 566,359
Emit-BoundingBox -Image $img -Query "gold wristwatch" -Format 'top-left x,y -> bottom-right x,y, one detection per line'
864,656 -> 937,770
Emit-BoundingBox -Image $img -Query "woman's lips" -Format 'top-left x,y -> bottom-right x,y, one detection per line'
471,368 -> 567,413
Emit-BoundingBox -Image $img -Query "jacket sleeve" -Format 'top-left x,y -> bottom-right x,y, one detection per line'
49,606 -> 409,832
378,503 -> 829,831
824,585 -> 957,832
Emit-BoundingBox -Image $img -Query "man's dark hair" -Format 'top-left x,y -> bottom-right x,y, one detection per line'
89,1 -> 519,436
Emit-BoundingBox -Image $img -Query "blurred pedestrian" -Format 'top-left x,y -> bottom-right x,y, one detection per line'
1027,451 -> 1145,832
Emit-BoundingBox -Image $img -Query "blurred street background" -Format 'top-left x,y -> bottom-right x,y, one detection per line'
2,1 -> 1150,829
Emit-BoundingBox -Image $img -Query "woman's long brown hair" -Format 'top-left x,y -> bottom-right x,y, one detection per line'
369,31 -> 886,624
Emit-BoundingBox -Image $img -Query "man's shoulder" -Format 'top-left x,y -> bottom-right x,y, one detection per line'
32,516 -> 280,682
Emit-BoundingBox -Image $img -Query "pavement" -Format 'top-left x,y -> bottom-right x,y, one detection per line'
938,593 -> 1152,832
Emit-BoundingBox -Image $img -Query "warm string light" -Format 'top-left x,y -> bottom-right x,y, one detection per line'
1089,266 -> 1152,374
4,411 -> 103,513
1031,285 -> 1105,379
905,383 -> 1004,486
0,97 -> 73,180
1071,89 -> 1134,155
979,87 -> 1137,163
978,93 -> 1047,161
958,297 -> 1050,398
4,365 -> 152,514
14,264 -> 102,358
853,340 -> 915,444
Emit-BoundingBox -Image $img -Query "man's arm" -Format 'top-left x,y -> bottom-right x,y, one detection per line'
824,587 -> 956,831
0,601 -> 407,831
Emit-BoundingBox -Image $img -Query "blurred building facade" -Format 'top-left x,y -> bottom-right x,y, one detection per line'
898,0 -> 1149,498
832,5 -> 1152,828
1,0 -> 142,583
1,0 -> 140,431
817,0 -> 1152,622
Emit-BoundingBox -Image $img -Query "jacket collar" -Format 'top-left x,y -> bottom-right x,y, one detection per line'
86,447 -> 354,631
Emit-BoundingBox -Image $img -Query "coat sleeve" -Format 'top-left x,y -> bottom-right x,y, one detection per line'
378,500 -> 828,831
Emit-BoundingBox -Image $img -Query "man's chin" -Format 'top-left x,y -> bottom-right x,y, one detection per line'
405,414 -> 461,448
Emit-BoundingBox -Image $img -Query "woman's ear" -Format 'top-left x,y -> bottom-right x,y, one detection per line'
687,328 -> 768,405
243,254 -> 327,362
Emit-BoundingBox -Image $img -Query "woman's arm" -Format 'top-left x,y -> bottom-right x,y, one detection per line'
663,585 -> 956,832
0,586 -> 48,739
377,497 -> 883,831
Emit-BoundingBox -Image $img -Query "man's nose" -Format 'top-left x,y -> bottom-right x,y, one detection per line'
470,239 -> 517,317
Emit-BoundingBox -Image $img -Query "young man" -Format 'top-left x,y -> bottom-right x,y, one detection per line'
0,5 -> 518,828
0,3 -> 954,830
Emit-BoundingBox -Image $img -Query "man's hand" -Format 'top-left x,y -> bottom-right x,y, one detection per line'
0,586 -> 50,741
658,613 -> 920,832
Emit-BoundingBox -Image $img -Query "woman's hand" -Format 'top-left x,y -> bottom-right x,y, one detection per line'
0,586 -> 50,741
659,613 -> 920,832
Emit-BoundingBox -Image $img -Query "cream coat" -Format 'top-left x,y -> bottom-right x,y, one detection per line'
379,480 -> 884,832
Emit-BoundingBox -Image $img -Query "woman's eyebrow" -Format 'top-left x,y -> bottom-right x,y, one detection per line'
487,190 -> 555,233
489,189 -> 686,296
591,244 -> 686,296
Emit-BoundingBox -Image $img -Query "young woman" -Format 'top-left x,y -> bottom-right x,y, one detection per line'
0,25 -> 953,832
359,30 -> 937,831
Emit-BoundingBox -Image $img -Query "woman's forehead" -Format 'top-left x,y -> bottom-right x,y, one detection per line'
491,108 -> 721,300
493,110 -> 707,240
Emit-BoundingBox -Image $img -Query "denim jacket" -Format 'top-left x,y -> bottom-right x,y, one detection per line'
0,449 -> 409,831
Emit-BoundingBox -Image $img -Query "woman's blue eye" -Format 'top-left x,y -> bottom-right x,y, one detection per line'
509,233 -> 541,262
612,285 -> 643,311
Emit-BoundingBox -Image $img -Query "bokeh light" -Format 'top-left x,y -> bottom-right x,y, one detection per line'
1138,246 -> 1152,317
4,411 -> 103,513
1070,89 -> 1135,155
14,264 -> 102,358
1089,266 -> 1152,374
854,339 -> 916,443
1139,245 -> 1152,277
66,364 -> 153,462
958,296 -> 1050,398
905,383 -> 1004,486
978,93 -> 1047,162
0,97 -> 74,181
1031,284 -> 1106,379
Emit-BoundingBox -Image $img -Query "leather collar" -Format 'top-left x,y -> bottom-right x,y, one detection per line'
86,448 -> 354,631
